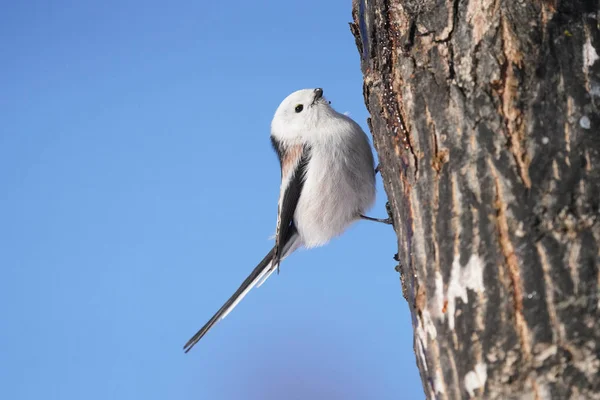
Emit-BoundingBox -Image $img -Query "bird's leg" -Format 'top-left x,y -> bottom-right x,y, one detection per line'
366,166 -> 394,225
360,214 -> 393,225
360,201 -> 395,225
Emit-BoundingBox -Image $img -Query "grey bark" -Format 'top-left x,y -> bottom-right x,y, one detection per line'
350,0 -> 600,398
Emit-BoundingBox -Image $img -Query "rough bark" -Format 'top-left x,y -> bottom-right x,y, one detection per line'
351,0 -> 600,398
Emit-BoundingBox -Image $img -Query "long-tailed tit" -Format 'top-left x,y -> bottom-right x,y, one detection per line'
184,88 -> 386,353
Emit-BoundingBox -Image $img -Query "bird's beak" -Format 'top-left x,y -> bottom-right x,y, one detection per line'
312,88 -> 324,105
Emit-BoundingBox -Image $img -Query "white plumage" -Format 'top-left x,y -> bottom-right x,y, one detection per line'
183,88 -> 377,353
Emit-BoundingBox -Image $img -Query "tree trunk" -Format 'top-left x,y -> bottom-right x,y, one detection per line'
350,0 -> 600,398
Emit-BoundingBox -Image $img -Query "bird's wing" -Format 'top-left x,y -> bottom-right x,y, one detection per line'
270,137 -> 311,269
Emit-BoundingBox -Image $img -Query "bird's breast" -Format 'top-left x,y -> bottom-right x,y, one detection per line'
294,146 -> 375,248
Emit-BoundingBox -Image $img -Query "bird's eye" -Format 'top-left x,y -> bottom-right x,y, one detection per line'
295,104 -> 303,113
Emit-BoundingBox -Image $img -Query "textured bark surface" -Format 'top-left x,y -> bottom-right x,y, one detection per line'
351,0 -> 600,398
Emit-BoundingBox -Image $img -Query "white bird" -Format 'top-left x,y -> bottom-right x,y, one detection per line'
183,88 -> 389,353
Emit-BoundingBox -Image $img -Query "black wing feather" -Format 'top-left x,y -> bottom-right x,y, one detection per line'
273,145 -> 310,267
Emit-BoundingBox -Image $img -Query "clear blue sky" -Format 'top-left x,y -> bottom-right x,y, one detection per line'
0,1 -> 423,399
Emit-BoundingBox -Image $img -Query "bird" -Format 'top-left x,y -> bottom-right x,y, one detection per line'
183,88 -> 390,353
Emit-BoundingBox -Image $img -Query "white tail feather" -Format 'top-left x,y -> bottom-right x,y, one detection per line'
257,234 -> 302,288
220,233 -> 301,319
256,264 -> 277,288
220,260 -> 273,320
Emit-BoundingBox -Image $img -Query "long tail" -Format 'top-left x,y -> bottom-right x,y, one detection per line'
183,232 -> 300,353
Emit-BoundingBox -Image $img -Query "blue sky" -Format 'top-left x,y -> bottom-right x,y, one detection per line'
0,1 -> 423,399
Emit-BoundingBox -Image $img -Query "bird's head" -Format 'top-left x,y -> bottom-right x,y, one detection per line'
271,88 -> 336,142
